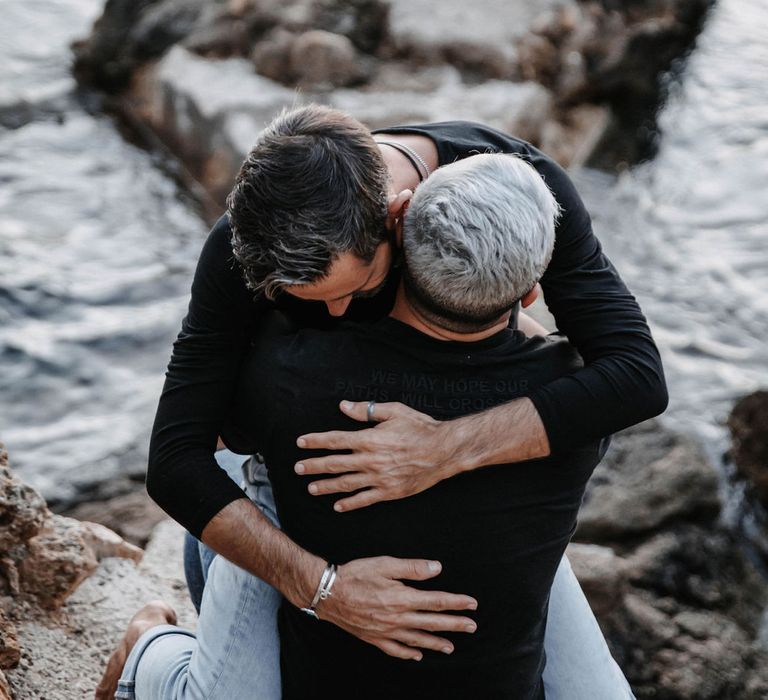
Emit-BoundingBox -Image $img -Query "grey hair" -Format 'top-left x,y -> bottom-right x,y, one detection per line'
402,153 -> 560,332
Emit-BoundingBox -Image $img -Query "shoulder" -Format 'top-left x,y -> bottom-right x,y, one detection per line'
405,122 -> 584,221
517,332 -> 584,375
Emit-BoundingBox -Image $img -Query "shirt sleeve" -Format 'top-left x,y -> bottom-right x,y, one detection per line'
526,155 -> 668,451
146,215 -> 258,538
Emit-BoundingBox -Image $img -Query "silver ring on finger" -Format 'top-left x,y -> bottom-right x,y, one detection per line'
367,400 -> 376,423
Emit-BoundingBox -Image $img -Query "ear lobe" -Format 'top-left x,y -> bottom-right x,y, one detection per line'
386,190 -> 412,233
520,283 -> 541,308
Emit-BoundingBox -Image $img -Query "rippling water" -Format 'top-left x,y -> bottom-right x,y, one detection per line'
0,0 -> 206,503
0,0 -> 766,505
575,0 -> 768,450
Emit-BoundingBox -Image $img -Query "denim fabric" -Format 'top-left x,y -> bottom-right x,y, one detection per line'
183,450 -> 249,613
543,555 -> 636,699
122,450 -> 634,699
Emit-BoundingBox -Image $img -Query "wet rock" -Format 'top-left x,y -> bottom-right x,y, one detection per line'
331,72 -> 553,136
596,586 -> 768,699
130,46 -> 297,203
577,421 -> 720,540
622,525 -> 767,633
727,390 -> 768,504
566,423 -> 768,698
74,0 -> 389,92
517,0 -> 714,164
72,0 -> 215,91
384,0 -> 564,79
128,44 -> 563,206
566,542 -> 626,616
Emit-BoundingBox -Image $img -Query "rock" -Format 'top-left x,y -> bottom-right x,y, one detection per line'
72,0 -> 214,91
251,27 -> 298,83
289,30 -> 366,88
0,670 -> 10,700
727,390 -> 768,504
130,46 -> 298,203
0,445 -> 144,615
384,0 -> 564,79
19,517 -> 98,610
566,543 -> 626,616
330,74 -> 554,142
653,617 -> 753,699
73,0 -> 390,92
622,590 -> 679,647
516,0 -> 714,164
0,608 -> 20,669
62,487 -> 167,547
0,459 -> 48,556
577,421 -> 720,540
5,520 -> 196,699
77,521 -> 143,563
622,525 -> 767,633
537,103 -> 611,170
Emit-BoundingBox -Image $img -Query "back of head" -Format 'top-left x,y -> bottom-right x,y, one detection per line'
402,153 -> 560,333
227,104 -> 389,298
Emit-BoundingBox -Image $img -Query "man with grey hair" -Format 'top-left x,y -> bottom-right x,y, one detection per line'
105,152 -> 617,699
401,153 -> 558,332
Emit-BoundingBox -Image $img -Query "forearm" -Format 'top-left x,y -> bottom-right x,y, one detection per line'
200,498 -> 324,609
200,498 -> 478,661
444,397 -> 550,474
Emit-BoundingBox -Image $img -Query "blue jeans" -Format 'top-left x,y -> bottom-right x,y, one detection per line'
118,451 -> 635,699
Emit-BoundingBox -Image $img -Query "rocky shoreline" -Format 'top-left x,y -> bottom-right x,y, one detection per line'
3,1 -> 765,697
71,0 -> 714,206
3,402 -> 768,698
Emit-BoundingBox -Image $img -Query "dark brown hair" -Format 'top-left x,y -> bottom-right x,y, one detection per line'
227,104 -> 389,298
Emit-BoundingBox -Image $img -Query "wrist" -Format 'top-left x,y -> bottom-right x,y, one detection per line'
284,553 -> 327,609
441,414 -> 485,474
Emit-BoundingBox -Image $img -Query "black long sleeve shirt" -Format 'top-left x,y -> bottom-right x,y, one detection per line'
147,121 -> 668,538
224,316 -> 604,699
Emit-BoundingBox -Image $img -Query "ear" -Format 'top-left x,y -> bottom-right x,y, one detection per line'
395,199 -> 411,246
520,283 -> 541,309
385,189 -> 413,232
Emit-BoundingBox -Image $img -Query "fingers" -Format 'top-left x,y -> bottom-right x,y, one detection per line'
378,556 -> 444,581
296,403 -> 413,449
338,400 -> 410,424
376,639 -> 423,661
296,429 -> 364,451
307,473 -> 370,496
295,454 -> 362,476
393,629 -> 455,655
405,590 -> 478,613
333,489 -> 386,512
399,612 -> 477,634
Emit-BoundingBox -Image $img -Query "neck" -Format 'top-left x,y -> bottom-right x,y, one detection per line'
389,285 -> 510,342
377,146 -> 421,193
375,134 -> 438,193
